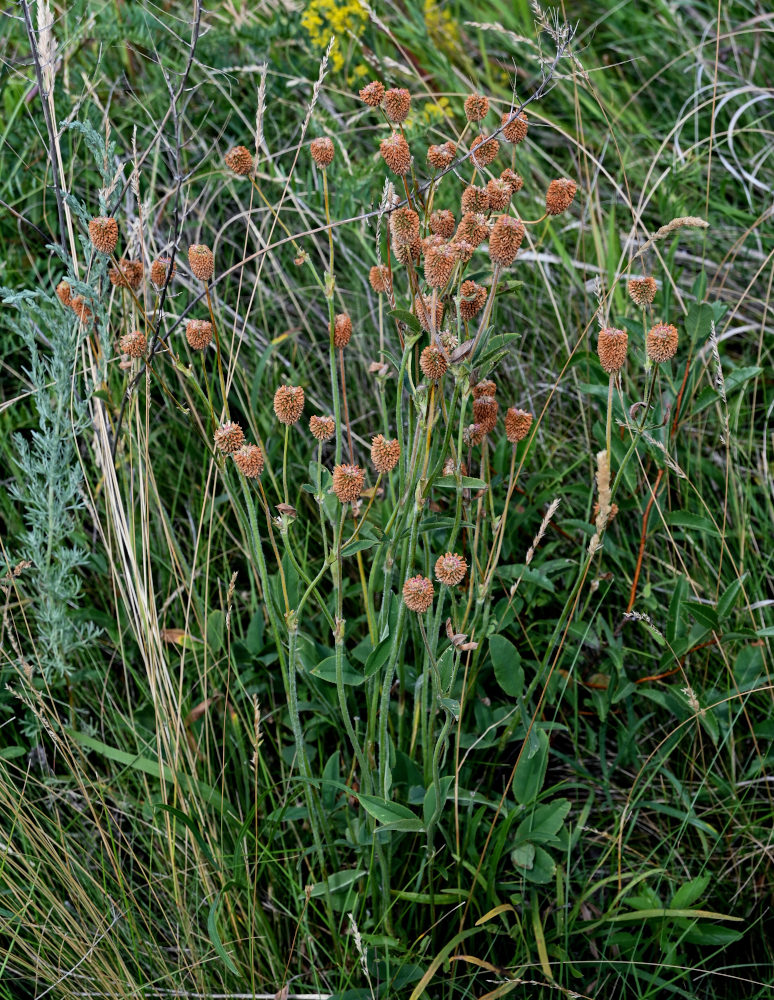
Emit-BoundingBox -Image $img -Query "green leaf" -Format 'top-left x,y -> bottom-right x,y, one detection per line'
341,537 -> 379,557
666,575 -> 686,644
356,794 -> 424,832
207,610 -> 224,654
718,577 -> 745,621
489,635 -> 523,698
670,875 -> 711,909
309,869 -> 367,897
207,886 -> 240,975
434,475 -> 488,490
683,601 -> 718,631
364,638 -> 393,680
521,845 -> 556,884
389,308 -> 421,333
310,655 -> 364,686
511,843 -> 535,869
422,775 -> 455,827
515,799 -> 571,846
664,512 -> 720,537
513,729 -> 548,805
0,747 -> 26,760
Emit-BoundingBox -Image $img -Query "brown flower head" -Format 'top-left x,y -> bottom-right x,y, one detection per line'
628,276 -> 658,306
380,132 -> 411,175
486,178 -> 512,211
88,216 -> 119,256
56,280 -> 71,307
429,209 -> 456,238
422,234 -> 444,255
214,421 -> 245,455
500,167 -> 524,194
489,215 -> 524,267
70,295 -> 92,323
461,184 -> 490,214
504,407 -> 533,443
359,80 -> 385,107
383,88 -> 411,123
597,327 -> 628,374
334,313 -> 353,348
188,244 -> 214,282
471,133 -> 499,168
420,345 -> 448,381
443,456 -> 467,477
424,243 -> 458,289
310,137 -> 334,167
450,238 -> 474,263
185,319 -> 213,351
473,395 -> 498,432
368,264 -> 391,293
394,238 -> 421,265
309,414 -> 336,441
371,434 -> 400,473
501,110 -> 528,144
402,575 -> 434,613
646,323 -> 679,364
225,145 -> 253,175
464,93 -> 489,122
427,141 -> 456,170
435,552 -> 467,586
466,422 -> 487,446
332,463 -> 364,503
459,280 -> 487,321
472,379 -> 497,399
109,258 -> 143,290
150,256 -> 176,288
389,206 -> 420,246
456,212 -> 489,247
120,331 -> 147,358
414,294 -> 444,333
545,178 -> 577,216
273,385 -> 305,424
233,443 -> 264,478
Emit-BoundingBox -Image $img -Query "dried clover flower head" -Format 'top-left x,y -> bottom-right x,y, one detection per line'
225,145 -> 253,175
188,244 -> 214,282
309,414 -> 336,441
456,212 -> 489,248
461,184 -> 490,214
489,215 -> 524,267
429,209 -> 455,238
646,323 -> 679,364
486,178 -> 512,211
501,110 -> 528,143
56,280 -> 71,306
466,422 -> 487,446
402,575 -> 434,613
273,385 -> 305,424
420,345 -> 448,381
214,421 -> 245,454
597,327 -> 628,374
440,329 -> 459,353
383,87 -> 411,123
233,443 -> 264,478
389,206 -> 420,246
464,93 -> 489,122
310,137 -> 334,167
451,238 -> 474,263
371,434 -> 400,473
334,313 -> 353,348
500,167 -> 524,194
88,216 -> 119,255
415,294 -> 444,333
394,238 -> 421,265
70,295 -> 92,323
435,552 -> 467,586
369,264 -> 391,293
504,407 -> 533,443
424,244 -> 458,289
471,133 -> 499,168
545,178 -> 577,216
332,463 -> 365,503
443,456 -> 467,477
150,256 -> 176,288
185,319 -> 213,351
359,80 -> 385,106
380,132 -> 411,175
109,258 -> 143,289
459,280 -> 487,321
427,141 -> 456,170
628,276 -> 658,306
422,234 -> 444,255
120,331 -> 147,358
472,379 -> 497,399
473,395 -> 498,432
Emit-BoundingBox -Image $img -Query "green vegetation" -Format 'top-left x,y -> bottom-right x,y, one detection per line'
0,1 -> 772,997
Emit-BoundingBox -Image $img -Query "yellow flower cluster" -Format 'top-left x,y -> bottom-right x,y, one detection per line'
424,0 -> 460,55
301,0 -> 368,73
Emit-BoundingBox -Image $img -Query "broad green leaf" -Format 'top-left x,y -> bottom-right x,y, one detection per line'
434,475 -> 488,490
522,845 -> 556,884
309,869 -> 367,897
364,638 -> 393,680
206,610 -> 224,654
341,537 -> 379,557
489,635 -> 523,698
357,794 -> 424,832
515,799 -> 571,846
670,875 -> 711,909
389,308 -> 421,333
511,843 -> 535,869
310,655 -> 364,686
513,729 -> 548,804
664,512 -> 719,537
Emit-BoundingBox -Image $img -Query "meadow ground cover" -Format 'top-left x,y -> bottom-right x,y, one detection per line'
0,1 -> 772,997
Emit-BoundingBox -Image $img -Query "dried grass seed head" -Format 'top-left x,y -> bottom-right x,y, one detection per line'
402,575 -> 434,613
489,215 -> 524,267
486,178 -> 512,211
88,216 -> 119,255
628,276 -> 658,306
389,206 -> 420,245
185,318 -> 213,351
424,243 -> 458,288
504,407 -> 533,443
233,443 -> 264,478
383,87 -> 411,123
459,280 -> 487,321
369,264 -> 391,293
225,145 -> 253,175
464,93 -> 489,122
334,313 -> 353,348
435,552 -> 467,586
545,178 -> 577,216
597,327 -> 628,373
461,184 -> 490,214
359,80 -> 385,107
501,110 -> 528,143
310,136 -> 334,167
380,132 -> 411,175
188,244 -> 214,282
427,140 -> 456,170
646,323 -> 679,363
332,464 -> 365,503
214,421 -> 245,454
370,434 -> 400,473
420,345 -> 448,381
309,414 -> 336,441
150,256 -> 176,288
120,331 -> 147,358
430,209 -> 456,238
471,133 -> 499,168
274,384 -> 305,424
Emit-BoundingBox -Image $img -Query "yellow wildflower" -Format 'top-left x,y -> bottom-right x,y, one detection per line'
301,0 -> 368,73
